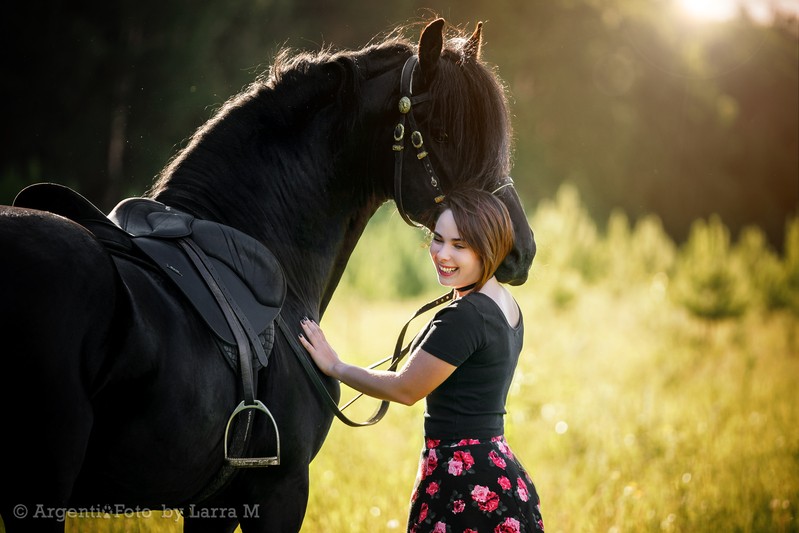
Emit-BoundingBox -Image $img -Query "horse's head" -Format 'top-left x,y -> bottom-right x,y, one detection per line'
385,19 -> 535,285
150,17 -> 534,290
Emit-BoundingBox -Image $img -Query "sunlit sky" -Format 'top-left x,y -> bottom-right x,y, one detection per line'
676,0 -> 799,23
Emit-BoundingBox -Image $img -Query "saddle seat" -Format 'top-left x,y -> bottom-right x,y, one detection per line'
13,183 -> 286,369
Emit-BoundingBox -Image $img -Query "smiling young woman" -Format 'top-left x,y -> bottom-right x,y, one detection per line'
299,189 -> 543,532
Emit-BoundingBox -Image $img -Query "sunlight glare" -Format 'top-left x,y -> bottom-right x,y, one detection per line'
677,0 -> 739,21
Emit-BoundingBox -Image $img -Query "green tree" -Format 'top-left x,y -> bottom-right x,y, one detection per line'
671,215 -> 749,321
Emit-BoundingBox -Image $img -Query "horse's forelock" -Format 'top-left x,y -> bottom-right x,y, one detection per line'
429,39 -> 512,194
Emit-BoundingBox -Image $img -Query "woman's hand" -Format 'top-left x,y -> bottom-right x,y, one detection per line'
298,319 -> 341,378
298,319 -> 458,406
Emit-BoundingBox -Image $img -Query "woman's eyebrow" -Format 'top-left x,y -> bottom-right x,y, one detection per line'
433,231 -> 464,242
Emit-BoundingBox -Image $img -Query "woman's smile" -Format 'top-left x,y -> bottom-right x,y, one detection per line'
429,209 -> 482,289
437,264 -> 458,276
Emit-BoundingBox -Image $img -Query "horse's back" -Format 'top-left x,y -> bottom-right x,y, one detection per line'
0,205 -> 119,517
0,206 -> 118,361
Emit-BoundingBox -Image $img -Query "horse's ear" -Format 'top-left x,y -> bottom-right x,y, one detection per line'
464,21 -> 483,60
418,18 -> 445,85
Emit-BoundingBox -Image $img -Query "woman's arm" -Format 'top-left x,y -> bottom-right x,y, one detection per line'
298,319 -> 456,406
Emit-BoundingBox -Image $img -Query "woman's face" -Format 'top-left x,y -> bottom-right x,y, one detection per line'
429,209 -> 483,289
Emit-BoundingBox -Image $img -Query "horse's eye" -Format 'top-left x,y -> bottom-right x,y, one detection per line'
433,129 -> 448,143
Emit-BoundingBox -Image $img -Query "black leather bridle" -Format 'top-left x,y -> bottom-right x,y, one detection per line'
393,55 -> 446,228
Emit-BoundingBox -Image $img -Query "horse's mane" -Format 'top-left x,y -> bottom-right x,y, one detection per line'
149,22 -> 512,212
148,36 -> 409,208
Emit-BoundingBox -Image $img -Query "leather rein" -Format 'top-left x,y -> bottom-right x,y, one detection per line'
277,289 -> 455,427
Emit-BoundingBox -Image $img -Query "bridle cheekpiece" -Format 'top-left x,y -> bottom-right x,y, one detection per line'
393,55 -> 446,228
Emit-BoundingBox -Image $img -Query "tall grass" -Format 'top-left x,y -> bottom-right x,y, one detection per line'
20,185 -> 798,533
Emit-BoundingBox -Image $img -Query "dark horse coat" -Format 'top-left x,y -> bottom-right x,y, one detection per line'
0,19 -> 535,532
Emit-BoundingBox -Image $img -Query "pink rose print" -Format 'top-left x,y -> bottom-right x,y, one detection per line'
426,482 -> 440,496
516,477 -> 530,502
489,450 -> 507,469
471,485 -> 490,502
498,476 -> 512,491
471,484 -> 499,512
448,459 -> 463,476
494,517 -> 522,533
423,450 -> 438,479
452,499 -> 466,514
492,437 -> 515,459
480,494 -> 499,512
432,521 -> 447,533
419,503 -> 428,523
465,530 -> 478,533
453,452 -> 474,470
454,451 -> 475,469
448,451 -> 474,476
426,438 -> 441,449
457,438 -> 481,445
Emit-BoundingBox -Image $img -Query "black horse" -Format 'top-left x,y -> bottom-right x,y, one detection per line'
0,19 -> 534,532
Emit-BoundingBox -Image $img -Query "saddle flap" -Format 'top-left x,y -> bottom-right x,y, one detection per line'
133,236 -> 283,347
191,220 -> 286,310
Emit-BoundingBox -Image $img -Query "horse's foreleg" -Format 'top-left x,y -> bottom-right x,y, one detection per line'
191,466 -> 309,533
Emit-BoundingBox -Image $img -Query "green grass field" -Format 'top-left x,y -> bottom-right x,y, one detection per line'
7,193 -> 798,533
300,282 -> 798,533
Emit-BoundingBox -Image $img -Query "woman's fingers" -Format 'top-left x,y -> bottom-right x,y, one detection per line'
300,320 -> 320,340
299,319 -> 328,353
298,319 -> 338,376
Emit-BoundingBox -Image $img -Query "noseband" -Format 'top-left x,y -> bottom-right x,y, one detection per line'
393,55 -> 445,228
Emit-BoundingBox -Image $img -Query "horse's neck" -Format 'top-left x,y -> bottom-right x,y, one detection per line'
153,101 -> 381,316
255,182 -> 381,317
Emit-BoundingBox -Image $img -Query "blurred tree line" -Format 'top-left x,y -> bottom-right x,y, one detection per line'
1,0 -> 797,247
343,183 -> 799,324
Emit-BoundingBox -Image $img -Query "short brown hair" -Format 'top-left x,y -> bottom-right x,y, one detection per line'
437,189 -> 515,290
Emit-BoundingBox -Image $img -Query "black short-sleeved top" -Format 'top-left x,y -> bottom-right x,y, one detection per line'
413,291 -> 524,440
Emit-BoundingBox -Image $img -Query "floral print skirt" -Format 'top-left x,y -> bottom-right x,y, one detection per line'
407,436 -> 544,533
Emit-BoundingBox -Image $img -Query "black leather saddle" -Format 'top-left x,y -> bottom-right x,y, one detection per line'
15,182 -> 288,469
13,183 -> 286,369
